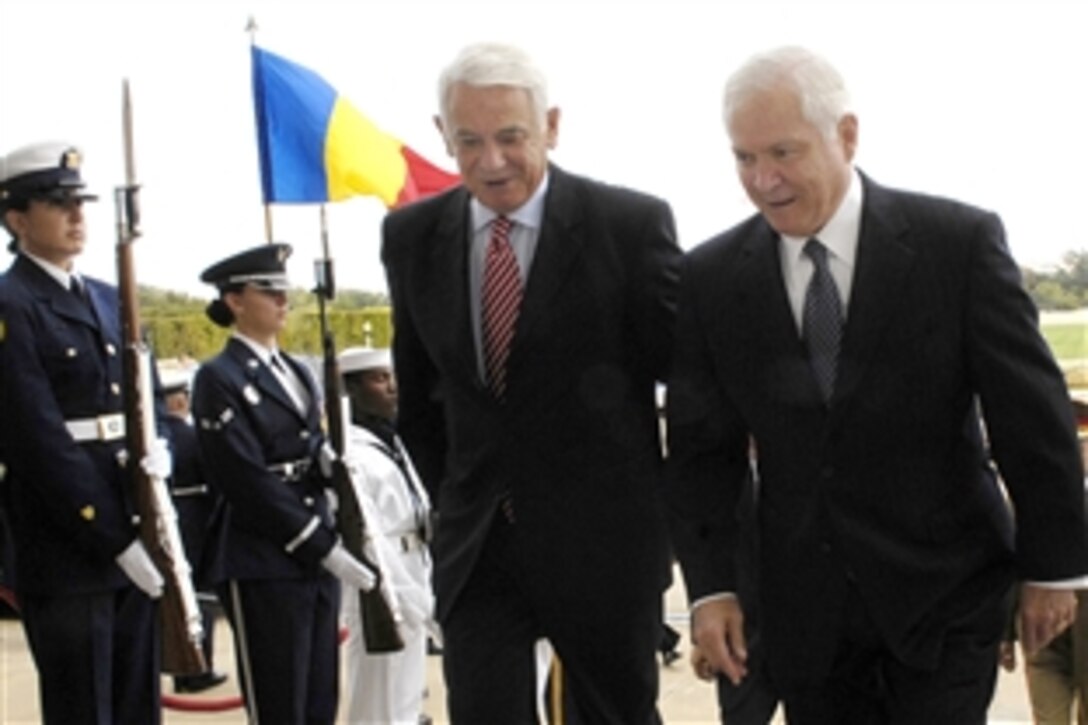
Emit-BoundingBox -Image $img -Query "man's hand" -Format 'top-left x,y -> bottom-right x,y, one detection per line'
1018,583 -> 1077,656
691,596 -> 748,686
689,642 -> 716,681
997,640 -> 1017,672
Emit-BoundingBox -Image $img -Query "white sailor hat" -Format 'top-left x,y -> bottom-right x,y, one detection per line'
339,346 -> 392,375
199,242 -> 292,292
0,141 -> 98,208
158,367 -> 193,396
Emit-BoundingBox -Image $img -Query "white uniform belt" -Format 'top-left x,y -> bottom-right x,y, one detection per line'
268,458 -> 312,482
392,531 -> 425,553
65,413 -> 126,443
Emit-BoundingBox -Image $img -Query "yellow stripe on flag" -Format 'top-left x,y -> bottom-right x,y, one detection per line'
325,97 -> 407,204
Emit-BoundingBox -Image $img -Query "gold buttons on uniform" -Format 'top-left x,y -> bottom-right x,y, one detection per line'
110,383 -> 121,395
80,505 -> 96,521
105,343 -> 116,356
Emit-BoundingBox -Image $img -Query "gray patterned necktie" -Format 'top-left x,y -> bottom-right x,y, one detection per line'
802,239 -> 843,403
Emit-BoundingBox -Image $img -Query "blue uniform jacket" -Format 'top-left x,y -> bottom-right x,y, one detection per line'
192,337 -> 337,583
0,255 -> 137,596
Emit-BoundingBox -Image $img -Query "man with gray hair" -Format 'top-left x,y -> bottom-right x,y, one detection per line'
382,42 -> 682,723
665,46 -> 1087,722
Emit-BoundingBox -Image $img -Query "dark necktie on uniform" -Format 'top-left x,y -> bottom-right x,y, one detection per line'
481,216 -> 522,399
69,276 -> 94,316
802,238 -> 843,403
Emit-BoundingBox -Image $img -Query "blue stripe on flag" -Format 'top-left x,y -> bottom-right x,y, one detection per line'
252,46 -> 338,203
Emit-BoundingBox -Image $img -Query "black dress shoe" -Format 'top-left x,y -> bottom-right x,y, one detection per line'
661,648 -> 682,667
174,671 -> 229,693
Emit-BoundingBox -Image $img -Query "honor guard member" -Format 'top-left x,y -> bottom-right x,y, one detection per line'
338,346 -> 437,725
0,141 -> 171,724
191,243 -> 375,724
159,370 -> 230,694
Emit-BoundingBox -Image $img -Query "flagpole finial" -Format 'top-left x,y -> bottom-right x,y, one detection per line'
245,15 -> 258,44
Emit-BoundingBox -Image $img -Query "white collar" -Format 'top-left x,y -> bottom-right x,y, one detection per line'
780,168 -> 863,267
470,171 -> 550,235
22,251 -> 79,290
231,332 -> 281,366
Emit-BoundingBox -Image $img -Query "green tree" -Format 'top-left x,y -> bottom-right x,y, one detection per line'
1023,249 -> 1088,310
139,285 -> 391,362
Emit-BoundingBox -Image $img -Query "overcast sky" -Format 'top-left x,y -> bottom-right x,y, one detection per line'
1,0 -> 1086,298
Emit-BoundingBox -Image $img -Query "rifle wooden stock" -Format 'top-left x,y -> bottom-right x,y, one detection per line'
117,79 -> 207,676
316,254 -> 404,654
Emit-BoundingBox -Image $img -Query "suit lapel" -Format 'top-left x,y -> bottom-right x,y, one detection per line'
832,177 -> 916,407
739,221 -> 797,347
513,167 -> 586,351
736,222 -> 823,404
14,256 -> 98,329
84,279 -> 120,344
415,189 -> 483,388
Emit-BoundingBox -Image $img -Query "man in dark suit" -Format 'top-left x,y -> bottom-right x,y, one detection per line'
665,46 -> 1088,723
0,141 -> 168,723
381,42 -> 682,724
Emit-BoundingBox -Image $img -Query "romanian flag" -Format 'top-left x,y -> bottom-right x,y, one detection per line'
251,46 -> 460,207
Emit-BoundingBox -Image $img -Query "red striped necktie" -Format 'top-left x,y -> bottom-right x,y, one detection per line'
481,216 -> 522,398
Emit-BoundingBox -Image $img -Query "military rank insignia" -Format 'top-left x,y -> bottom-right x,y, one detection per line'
62,148 -> 82,170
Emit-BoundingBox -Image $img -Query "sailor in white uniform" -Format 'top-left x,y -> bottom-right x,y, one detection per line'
339,346 -> 436,724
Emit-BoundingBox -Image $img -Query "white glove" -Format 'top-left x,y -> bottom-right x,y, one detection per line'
115,539 -> 164,599
321,543 -> 377,591
399,590 -> 442,644
140,436 -> 173,480
423,617 -> 443,648
318,441 -> 337,478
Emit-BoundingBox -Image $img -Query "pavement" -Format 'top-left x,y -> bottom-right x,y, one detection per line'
0,569 -> 1037,723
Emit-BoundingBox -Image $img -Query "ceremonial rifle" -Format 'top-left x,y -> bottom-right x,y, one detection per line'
116,79 -> 208,675
314,210 -> 404,653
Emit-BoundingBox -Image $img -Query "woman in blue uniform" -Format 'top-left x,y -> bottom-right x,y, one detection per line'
0,141 -> 168,724
191,243 -> 373,723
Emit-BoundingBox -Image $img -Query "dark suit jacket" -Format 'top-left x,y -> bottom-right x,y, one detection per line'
666,173 -> 1087,689
381,165 -> 682,621
0,255 -> 136,595
192,338 -> 337,583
